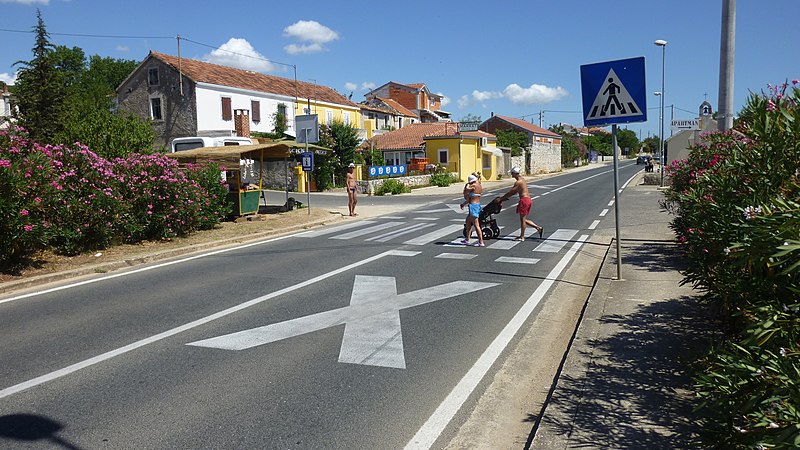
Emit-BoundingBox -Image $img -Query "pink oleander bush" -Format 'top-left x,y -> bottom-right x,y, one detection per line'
662,81 -> 800,448
0,127 -> 229,269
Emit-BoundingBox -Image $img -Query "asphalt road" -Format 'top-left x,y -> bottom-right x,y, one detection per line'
0,161 -> 642,449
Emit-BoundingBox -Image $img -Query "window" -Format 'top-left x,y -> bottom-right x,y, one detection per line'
148,68 -> 159,86
150,97 -> 162,120
342,112 -> 350,126
438,149 -> 448,164
221,97 -> 232,121
482,153 -> 491,170
326,110 -> 334,124
251,100 -> 261,122
278,103 -> 287,117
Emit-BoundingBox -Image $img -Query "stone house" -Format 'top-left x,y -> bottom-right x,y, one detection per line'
479,114 -> 562,174
116,51 -> 361,149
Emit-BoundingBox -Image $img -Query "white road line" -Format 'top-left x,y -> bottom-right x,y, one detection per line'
588,220 -> 601,230
296,220 -> 376,238
366,223 -> 435,242
404,224 -> 463,246
494,256 -> 541,264
599,209 -> 609,217
412,217 -> 440,221
381,216 -> 406,220
486,228 -> 534,250
607,200 -> 615,207
435,253 -> 478,260
0,250 -> 417,400
532,229 -> 579,253
405,235 -> 589,450
330,222 -> 405,240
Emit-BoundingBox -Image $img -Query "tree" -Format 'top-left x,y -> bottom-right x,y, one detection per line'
642,135 -> 660,153
616,129 -> 641,156
459,113 -> 481,123
11,9 -> 67,143
495,128 -> 527,157
271,104 -> 288,137
57,109 -> 156,159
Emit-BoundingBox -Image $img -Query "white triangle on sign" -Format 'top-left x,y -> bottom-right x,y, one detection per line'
586,68 -> 642,120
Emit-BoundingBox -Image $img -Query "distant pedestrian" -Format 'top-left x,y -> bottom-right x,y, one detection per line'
460,174 -> 484,247
497,167 -> 543,241
346,163 -> 358,216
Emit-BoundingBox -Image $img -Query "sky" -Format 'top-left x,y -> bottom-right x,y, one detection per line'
1,0 -> 797,140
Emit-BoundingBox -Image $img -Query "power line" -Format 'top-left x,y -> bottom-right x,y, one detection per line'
179,37 -> 296,70
0,27 -> 173,40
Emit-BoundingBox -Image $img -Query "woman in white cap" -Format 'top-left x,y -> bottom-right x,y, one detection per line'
346,163 -> 358,216
460,174 -> 484,247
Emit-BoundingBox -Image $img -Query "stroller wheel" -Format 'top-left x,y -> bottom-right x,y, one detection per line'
481,226 -> 495,239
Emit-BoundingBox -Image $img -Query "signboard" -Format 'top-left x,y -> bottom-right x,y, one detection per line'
671,119 -> 700,131
581,57 -> 647,126
301,152 -> 313,172
369,165 -> 407,177
295,114 -> 319,144
459,121 -> 480,132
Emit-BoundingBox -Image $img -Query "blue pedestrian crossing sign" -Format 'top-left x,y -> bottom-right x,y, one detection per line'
581,57 -> 647,126
301,152 -> 313,172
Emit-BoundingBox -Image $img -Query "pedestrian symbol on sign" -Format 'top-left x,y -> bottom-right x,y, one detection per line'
587,68 -> 641,120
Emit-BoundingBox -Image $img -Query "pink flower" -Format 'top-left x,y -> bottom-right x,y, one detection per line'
0,159 -> 10,168
793,79 -> 799,85
20,209 -> 29,216
24,225 -> 34,232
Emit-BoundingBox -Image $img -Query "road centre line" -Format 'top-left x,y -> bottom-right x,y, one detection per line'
0,250 -> 417,400
599,209 -> 610,217
405,235 -> 589,450
589,220 -> 601,230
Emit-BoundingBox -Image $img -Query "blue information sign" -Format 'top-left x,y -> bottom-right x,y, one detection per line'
301,152 -> 313,172
581,57 -> 647,127
368,165 -> 406,177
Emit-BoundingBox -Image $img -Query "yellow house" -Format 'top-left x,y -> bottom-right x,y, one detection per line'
295,97 -> 362,131
366,122 -> 501,181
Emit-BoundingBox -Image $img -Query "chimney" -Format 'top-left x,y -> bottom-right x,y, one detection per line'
234,109 -> 250,138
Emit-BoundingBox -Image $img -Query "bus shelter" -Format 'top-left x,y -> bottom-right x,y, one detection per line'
167,140 -> 330,217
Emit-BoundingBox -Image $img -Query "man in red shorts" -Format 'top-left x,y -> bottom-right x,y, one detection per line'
496,167 -> 543,241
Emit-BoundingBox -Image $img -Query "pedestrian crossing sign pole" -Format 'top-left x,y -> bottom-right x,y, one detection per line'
580,56 -> 647,280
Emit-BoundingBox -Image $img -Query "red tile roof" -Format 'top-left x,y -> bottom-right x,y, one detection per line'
149,51 -> 359,108
378,97 -> 417,118
368,122 -> 461,150
491,115 -> 561,137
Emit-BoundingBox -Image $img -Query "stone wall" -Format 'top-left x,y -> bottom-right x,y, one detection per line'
358,174 -> 437,195
529,142 -> 561,174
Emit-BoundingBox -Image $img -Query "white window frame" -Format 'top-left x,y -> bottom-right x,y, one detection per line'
438,149 -> 448,164
482,153 -> 492,171
342,112 -> 350,126
326,110 -> 334,124
149,96 -> 163,121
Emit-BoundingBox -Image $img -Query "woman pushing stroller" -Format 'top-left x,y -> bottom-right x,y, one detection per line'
460,174 -> 485,247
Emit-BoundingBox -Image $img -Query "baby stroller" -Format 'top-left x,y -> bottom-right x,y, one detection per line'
463,197 -> 502,240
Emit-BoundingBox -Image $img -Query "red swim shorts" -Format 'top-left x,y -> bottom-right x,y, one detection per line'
516,196 -> 532,216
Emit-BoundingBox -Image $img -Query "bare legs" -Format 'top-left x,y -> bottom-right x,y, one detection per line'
348,191 -> 358,216
518,215 -> 543,240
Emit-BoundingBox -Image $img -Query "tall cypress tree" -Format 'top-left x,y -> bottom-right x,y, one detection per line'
12,9 -> 67,143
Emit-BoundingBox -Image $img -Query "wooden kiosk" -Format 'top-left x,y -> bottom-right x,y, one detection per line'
167,140 -> 330,217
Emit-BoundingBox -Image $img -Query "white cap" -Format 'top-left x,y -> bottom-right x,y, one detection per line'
348,163 -> 356,168
467,175 -> 478,183
510,166 -> 521,174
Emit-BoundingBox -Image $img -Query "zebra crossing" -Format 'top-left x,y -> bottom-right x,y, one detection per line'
296,218 -> 581,265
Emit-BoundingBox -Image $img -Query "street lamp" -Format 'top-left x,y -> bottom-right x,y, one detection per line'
655,39 -> 667,187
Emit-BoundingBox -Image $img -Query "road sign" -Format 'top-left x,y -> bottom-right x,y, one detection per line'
671,119 -> 700,131
581,57 -> 647,126
368,165 -> 407,177
301,152 -> 313,172
295,114 -> 319,144
187,275 -> 498,369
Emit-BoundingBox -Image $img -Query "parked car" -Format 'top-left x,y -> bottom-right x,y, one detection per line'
170,136 -> 255,153
636,155 -> 653,165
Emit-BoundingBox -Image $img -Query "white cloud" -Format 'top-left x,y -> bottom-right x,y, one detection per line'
284,43 -> 323,55
283,20 -> 339,54
0,72 -> 17,85
503,83 -> 568,105
115,45 -> 129,52
437,92 -> 450,108
457,83 -> 568,108
344,81 -> 376,92
203,38 -> 278,72
0,0 -> 49,4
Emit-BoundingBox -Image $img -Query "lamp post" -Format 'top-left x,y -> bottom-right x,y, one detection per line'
655,39 -> 667,187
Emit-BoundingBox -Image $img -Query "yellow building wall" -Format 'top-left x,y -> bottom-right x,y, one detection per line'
294,103 -> 362,129
424,138 -> 498,182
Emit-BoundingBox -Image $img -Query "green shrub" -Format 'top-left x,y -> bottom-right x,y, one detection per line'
375,178 -> 410,196
662,80 -> 800,448
429,172 -> 456,187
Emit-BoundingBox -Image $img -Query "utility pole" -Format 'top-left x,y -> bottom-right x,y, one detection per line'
717,0 -> 736,131
538,111 -> 543,128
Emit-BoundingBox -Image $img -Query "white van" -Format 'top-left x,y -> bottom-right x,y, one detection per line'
170,136 -> 255,153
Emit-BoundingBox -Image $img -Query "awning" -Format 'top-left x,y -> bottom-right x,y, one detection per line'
481,146 -> 503,157
166,140 -> 332,166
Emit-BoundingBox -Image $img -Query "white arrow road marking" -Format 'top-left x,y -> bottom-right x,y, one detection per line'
188,276 -> 499,369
